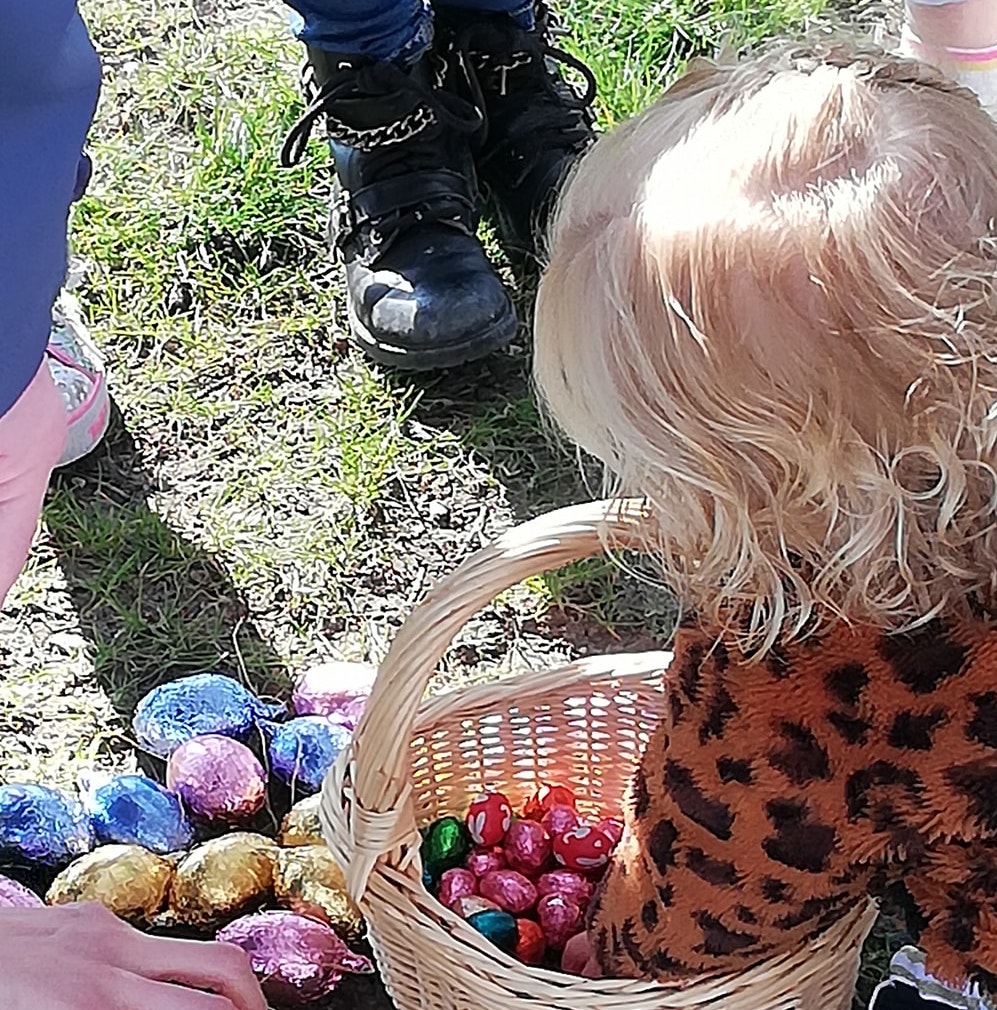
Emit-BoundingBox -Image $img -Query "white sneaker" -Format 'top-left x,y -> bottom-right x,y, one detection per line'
884,946 -> 994,1010
46,288 -> 109,467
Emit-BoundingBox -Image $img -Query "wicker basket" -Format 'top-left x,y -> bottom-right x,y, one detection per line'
319,499 -> 878,1010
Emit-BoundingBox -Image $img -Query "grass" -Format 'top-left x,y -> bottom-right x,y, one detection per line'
0,0 -> 906,1003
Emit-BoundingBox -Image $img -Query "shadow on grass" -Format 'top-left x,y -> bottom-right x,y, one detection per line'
385,282 -> 677,653
43,401 -> 289,721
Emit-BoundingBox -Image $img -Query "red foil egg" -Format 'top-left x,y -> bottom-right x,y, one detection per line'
536,870 -> 595,910
465,792 -> 513,847
595,817 -> 625,847
553,826 -> 614,872
465,847 -> 506,878
503,820 -> 551,878
537,893 -> 583,950
541,804 -> 579,837
451,894 -> 500,918
438,868 -> 477,909
522,785 -> 577,821
515,918 -> 547,965
479,870 -> 537,915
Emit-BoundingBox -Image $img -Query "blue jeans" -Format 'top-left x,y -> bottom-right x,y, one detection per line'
283,0 -> 534,61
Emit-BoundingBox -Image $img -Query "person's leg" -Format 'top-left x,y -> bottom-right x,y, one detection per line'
283,0 -> 432,61
431,1 -> 596,260
436,0 -> 534,29
902,0 -> 997,116
0,362 -> 67,606
280,0 -> 517,370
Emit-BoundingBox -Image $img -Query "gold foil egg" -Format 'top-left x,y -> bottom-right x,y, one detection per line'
47,844 -> 173,924
278,795 -> 325,847
169,832 -> 278,928
274,845 -> 364,942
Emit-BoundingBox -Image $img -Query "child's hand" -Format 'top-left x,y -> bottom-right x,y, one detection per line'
0,903 -> 268,1010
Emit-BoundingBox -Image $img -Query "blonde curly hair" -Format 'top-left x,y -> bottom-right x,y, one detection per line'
534,44 -> 997,653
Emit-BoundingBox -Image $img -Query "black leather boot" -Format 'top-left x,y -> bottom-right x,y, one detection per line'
282,50 -> 517,370
434,2 -> 597,264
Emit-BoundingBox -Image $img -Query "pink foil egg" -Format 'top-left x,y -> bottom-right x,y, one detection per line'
465,847 -> 506,878
166,735 -> 266,824
465,792 -> 513,847
595,817 -> 625,846
553,825 -> 614,872
217,910 -> 372,1007
0,874 -> 43,907
291,662 -> 376,730
536,870 -> 595,910
479,870 -> 537,915
503,820 -> 551,878
541,804 -> 579,837
438,868 -> 477,909
537,893 -> 583,950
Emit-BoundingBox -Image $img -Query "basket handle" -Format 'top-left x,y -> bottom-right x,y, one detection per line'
342,498 -> 653,887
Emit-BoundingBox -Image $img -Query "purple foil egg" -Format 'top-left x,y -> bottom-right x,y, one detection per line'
0,874 -> 43,907
264,717 -> 352,794
466,847 -> 506,878
291,662 -> 375,729
166,735 -> 266,824
536,870 -> 595,910
132,673 -> 284,758
217,910 -> 373,1007
0,784 -> 94,868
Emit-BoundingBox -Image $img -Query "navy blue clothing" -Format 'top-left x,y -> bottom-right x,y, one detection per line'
0,2 -> 100,418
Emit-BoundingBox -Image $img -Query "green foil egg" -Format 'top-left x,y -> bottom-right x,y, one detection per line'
466,908 -> 519,953
420,816 -> 472,883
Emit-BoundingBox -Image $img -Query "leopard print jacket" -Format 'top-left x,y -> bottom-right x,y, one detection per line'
588,617 -> 997,991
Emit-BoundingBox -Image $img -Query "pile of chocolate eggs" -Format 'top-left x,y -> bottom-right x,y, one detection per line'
421,784 -> 623,970
0,663 -> 377,1007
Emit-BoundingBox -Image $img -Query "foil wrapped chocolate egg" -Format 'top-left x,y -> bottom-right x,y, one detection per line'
465,847 -> 506,878
166,735 -> 266,824
421,816 -> 472,883
265,717 -> 351,794
437,868 -> 477,909
169,832 -> 278,927
88,775 -> 193,854
522,785 -> 576,821
515,918 -> 547,965
451,894 -> 500,918
536,869 -> 595,910
133,673 -> 283,758
0,783 -> 93,868
291,662 -> 375,729
479,870 -> 537,915
503,820 -> 551,878
217,910 -> 373,1007
47,844 -> 173,923
537,893 -> 582,950
278,795 -> 325,847
541,804 -> 579,837
0,874 -> 43,907
595,817 -> 625,846
273,845 -> 364,942
466,908 -> 519,954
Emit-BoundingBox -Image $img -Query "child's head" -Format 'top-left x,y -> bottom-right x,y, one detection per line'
535,44 -> 997,651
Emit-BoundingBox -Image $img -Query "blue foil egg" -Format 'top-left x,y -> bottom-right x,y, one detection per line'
0,784 -> 94,868
466,908 -> 519,953
88,775 -> 194,854
132,672 -> 284,758
264,717 -> 351,794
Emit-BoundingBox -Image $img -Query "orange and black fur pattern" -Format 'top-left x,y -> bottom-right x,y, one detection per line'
589,617 -> 997,992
